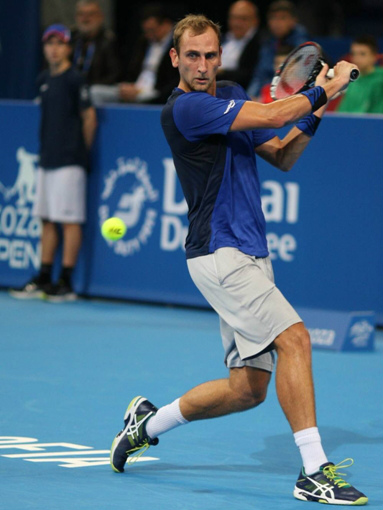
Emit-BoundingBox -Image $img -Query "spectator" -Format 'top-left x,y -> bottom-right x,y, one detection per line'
336,35 -> 383,114
72,0 -> 121,85
247,0 -> 309,98
9,24 -> 97,302
90,3 -> 179,105
257,43 -> 294,103
217,0 -> 261,90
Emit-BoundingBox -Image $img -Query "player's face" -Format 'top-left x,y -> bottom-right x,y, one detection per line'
43,37 -> 71,67
350,43 -> 377,74
170,27 -> 222,95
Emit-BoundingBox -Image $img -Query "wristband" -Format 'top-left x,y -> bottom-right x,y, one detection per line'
296,114 -> 321,137
300,86 -> 327,112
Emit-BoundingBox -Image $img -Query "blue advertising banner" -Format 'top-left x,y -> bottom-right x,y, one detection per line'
1,101 -> 382,334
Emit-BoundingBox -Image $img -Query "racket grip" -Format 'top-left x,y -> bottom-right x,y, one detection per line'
326,68 -> 360,81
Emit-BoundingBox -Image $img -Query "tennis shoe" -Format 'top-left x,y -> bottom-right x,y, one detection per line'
43,280 -> 77,303
9,277 -> 50,299
110,395 -> 159,473
294,459 -> 368,505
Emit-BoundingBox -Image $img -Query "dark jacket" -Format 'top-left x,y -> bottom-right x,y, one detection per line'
218,30 -> 262,90
71,27 -> 121,85
123,35 -> 179,104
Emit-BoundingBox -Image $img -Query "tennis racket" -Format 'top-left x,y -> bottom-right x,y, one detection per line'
270,41 -> 359,100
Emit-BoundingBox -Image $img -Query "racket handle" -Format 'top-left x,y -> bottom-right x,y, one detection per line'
326,68 -> 360,81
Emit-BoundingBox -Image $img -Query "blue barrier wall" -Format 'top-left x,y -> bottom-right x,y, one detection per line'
0,101 -> 382,324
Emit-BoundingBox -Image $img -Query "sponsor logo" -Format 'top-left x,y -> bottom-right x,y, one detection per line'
262,180 -> 300,261
0,147 -> 41,269
224,99 -> 236,115
349,320 -> 374,348
308,328 -> 336,346
99,157 -> 159,256
0,436 -> 158,469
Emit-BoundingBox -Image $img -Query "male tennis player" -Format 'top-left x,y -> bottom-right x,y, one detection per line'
110,14 -> 367,506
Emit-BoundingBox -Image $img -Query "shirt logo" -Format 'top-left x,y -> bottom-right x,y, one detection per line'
224,99 -> 236,115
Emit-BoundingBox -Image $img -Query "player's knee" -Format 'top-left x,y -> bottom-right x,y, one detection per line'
238,385 -> 268,409
233,378 -> 269,410
275,323 -> 311,357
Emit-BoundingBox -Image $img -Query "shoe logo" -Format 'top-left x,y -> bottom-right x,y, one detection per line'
224,99 -> 236,115
306,476 -> 335,500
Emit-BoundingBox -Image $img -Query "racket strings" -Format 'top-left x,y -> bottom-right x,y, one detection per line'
276,46 -> 320,98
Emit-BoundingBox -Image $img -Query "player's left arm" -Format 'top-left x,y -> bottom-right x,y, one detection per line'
82,106 -> 97,149
255,65 -> 329,172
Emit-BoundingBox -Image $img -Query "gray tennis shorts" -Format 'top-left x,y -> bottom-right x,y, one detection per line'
33,166 -> 87,223
187,247 -> 302,373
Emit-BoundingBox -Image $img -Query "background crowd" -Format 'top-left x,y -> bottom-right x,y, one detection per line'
1,0 -> 382,113
42,0 -> 383,113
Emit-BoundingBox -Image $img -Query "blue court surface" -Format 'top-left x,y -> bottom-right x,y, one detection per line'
1,290 -> 382,510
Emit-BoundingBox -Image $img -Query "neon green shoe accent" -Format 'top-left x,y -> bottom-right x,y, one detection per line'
322,458 -> 354,488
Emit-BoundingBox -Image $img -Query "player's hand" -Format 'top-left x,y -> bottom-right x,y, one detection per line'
315,62 -> 330,87
332,60 -> 360,89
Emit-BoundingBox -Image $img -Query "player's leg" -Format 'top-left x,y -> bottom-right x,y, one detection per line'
110,365 -> 271,473
273,322 -> 316,433
179,366 -> 270,421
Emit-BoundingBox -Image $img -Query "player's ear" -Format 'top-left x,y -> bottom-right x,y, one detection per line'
169,47 -> 179,68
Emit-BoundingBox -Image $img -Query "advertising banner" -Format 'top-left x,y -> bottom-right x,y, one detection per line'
1,102 -> 382,335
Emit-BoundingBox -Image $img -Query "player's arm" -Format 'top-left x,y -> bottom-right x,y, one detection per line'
253,63 -> 336,171
82,106 -> 97,149
230,61 -> 356,132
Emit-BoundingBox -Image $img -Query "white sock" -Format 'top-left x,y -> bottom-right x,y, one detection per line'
146,398 -> 188,439
294,427 -> 328,475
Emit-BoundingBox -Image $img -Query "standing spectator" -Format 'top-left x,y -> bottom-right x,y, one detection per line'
9,24 -> 97,302
247,0 -> 309,98
217,0 -> 261,90
336,35 -> 383,114
72,0 -> 121,85
90,3 -> 179,105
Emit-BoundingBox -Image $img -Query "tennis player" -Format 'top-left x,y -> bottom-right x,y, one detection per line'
110,14 -> 367,506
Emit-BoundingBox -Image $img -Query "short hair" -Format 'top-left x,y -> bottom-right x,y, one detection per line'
139,2 -> 173,23
267,0 -> 297,18
173,14 -> 222,54
229,0 -> 259,18
76,0 -> 103,10
352,34 -> 379,54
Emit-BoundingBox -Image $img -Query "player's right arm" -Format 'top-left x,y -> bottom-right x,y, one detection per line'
230,61 -> 357,132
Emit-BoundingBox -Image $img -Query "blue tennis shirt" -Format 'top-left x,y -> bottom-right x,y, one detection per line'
161,81 -> 276,259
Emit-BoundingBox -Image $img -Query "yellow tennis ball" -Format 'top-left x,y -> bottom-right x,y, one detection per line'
101,217 -> 126,241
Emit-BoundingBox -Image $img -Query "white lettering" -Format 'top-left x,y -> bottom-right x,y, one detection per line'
266,233 -> 297,261
262,181 -> 283,222
261,181 -> 300,224
162,158 -> 187,215
0,238 -> 40,269
0,437 -> 38,445
309,328 -> 336,346
0,442 -> 91,452
285,182 -> 299,224
160,215 -> 187,251
0,205 -> 17,235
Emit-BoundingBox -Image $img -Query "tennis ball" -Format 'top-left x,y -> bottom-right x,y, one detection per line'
101,217 -> 126,241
